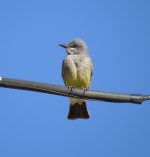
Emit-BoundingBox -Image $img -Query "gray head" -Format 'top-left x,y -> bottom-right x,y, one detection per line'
59,39 -> 88,56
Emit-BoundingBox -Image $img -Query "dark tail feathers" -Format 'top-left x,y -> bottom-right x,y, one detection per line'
68,102 -> 90,120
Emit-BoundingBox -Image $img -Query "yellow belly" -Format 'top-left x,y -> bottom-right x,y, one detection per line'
63,65 -> 91,88
62,55 -> 92,89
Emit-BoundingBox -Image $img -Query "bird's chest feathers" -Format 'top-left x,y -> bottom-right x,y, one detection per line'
63,55 -> 90,88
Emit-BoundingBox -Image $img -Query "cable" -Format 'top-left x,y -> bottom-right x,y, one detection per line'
0,77 -> 148,105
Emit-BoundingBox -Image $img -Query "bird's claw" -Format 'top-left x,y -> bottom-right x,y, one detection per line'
82,87 -> 88,94
68,86 -> 75,92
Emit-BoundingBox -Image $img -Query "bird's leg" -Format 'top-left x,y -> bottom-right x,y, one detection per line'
67,86 -> 75,94
82,87 -> 88,94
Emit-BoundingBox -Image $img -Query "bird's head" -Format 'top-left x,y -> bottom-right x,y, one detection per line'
59,39 -> 88,56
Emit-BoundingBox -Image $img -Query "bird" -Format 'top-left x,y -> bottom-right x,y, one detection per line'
59,39 -> 93,120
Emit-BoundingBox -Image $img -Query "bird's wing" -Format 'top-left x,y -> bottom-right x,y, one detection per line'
87,57 -> 93,88
62,59 -> 67,86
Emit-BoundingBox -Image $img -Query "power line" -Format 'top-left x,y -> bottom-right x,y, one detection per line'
0,77 -> 149,104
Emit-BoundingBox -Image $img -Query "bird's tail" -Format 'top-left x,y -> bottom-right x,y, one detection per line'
68,98 -> 90,120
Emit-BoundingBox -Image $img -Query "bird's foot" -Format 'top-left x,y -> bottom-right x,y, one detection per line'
67,86 -> 75,93
81,87 -> 88,94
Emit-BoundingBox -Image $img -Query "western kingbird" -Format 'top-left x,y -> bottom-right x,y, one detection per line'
60,39 -> 93,120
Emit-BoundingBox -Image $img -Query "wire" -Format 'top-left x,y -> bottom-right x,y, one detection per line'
0,77 -> 149,105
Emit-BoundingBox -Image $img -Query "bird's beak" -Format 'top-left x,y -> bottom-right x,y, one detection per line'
59,44 -> 67,48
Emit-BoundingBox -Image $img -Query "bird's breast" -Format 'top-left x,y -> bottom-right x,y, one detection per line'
62,55 -> 92,88
63,56 -> 77,85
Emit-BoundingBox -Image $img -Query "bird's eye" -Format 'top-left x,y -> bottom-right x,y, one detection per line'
71,44 -> 77,48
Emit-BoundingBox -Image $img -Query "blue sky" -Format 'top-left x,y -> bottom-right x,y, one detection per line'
0,0 -> 150,157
